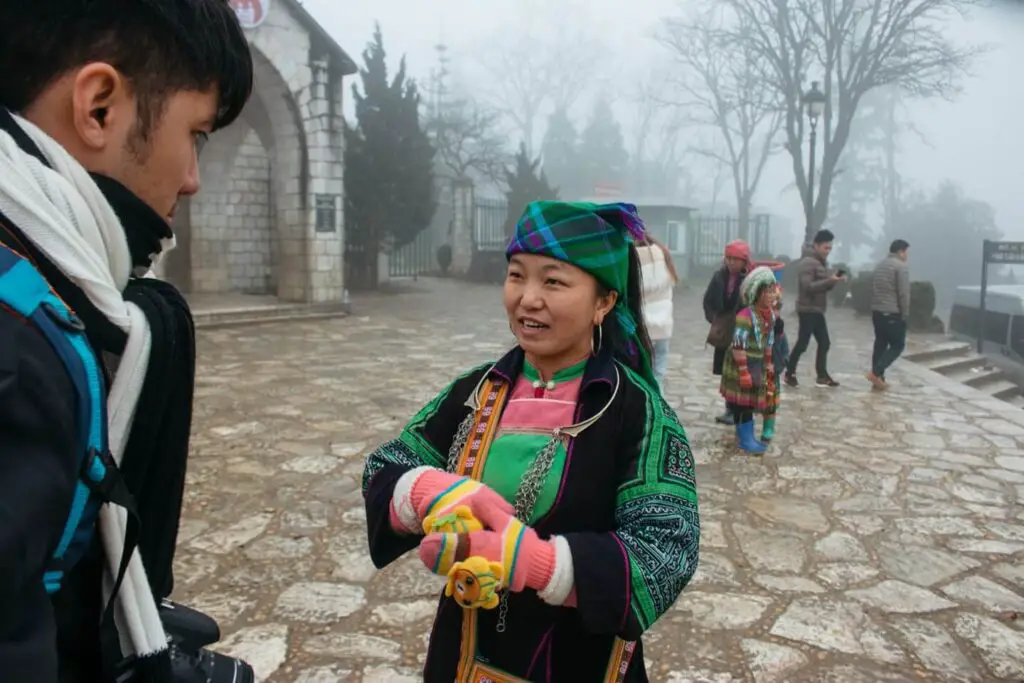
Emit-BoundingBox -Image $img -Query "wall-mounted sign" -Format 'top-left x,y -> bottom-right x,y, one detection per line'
315,194 -> 338,233
230,0 -> 270,29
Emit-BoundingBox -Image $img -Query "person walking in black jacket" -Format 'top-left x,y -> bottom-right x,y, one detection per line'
703,240 -> 751,425
0,3 -> 255,681
785,229 -> 845,388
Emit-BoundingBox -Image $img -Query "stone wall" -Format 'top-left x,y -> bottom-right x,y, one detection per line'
190,127 -> 275,294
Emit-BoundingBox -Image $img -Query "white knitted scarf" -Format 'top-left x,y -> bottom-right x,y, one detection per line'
0,114 -> 170,661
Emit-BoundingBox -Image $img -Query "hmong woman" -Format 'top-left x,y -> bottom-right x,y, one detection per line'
720,266 -> 779,455
702,240 -> 750,425
362,201 -> 700,682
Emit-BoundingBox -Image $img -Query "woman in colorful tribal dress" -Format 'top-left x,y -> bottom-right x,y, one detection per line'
720,266 -> 779,455
362,201 -> 700,683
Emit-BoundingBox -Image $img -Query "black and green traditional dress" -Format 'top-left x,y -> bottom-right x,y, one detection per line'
362,345 -> 700,682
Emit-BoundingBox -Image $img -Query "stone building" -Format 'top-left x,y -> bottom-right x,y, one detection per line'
160,0 -> 357,304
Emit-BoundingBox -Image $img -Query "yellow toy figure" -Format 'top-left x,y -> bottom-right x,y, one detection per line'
422,505 -> 483,535
445,556 -> 505,609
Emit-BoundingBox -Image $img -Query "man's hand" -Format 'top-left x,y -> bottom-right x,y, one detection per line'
831,273 -> 846,283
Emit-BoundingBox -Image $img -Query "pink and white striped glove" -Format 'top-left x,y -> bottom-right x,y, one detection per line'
389,466 -> 514,535
417,497 -> 576,605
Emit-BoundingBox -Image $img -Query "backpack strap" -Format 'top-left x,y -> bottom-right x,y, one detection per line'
0,244 -> 138,601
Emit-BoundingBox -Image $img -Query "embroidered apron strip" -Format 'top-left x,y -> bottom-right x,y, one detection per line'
455,378 -> 511,682
605,639 -> 637,683
457,378 -> 508,480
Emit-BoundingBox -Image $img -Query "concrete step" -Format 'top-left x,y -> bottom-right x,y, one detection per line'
1003,392 -> 1024,407
988,381 -> 1023,401
946,366 -> 1009,389
903,341 -> 973,364
193,304 -> 348,330
925,354 -> 988,376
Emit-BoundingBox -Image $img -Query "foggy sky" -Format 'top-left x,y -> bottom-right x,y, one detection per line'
300,0 -> 1024,257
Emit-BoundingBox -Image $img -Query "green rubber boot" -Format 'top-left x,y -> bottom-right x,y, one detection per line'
761,416 -> 776,443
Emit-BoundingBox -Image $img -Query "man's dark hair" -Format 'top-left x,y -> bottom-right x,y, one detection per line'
813,229 -> 835,245
889,239 -> 910,254
0,1 -> 253,138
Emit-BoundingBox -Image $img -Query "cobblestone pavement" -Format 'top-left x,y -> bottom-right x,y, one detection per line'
179,278 -> 1024,682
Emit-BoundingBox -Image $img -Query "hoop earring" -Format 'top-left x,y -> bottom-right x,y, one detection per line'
592,324 -> 603,355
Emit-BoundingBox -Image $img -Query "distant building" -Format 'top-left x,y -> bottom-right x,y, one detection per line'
160,0 -> 357,304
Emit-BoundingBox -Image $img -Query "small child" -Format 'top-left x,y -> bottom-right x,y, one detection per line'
720,266 -> 779,454
765,270 -> 786,440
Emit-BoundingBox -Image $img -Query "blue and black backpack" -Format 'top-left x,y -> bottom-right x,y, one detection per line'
0,242 -> 136,596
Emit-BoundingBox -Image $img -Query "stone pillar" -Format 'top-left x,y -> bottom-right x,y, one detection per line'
303,58 -> 346,303
450,179 -> 474,276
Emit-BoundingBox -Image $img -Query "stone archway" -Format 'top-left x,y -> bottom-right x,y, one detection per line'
164,0 -> 355,305
169,46 -> 306,299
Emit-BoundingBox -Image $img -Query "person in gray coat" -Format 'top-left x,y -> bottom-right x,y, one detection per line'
866,239 -> 911,389
784,229 -> 845,388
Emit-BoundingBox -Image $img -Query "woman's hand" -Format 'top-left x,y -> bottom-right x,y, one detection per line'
389,467 -> 514,535
738,370 -> 753,389
418,499 -> 555,594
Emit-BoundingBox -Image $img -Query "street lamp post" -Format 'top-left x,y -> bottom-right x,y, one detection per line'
802,81 -> 826,240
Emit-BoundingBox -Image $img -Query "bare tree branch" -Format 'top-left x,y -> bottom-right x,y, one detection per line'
658,5 -> 784,239
426,98 -> 509,186
468,0 -> 607,156
720,0 -> 982,242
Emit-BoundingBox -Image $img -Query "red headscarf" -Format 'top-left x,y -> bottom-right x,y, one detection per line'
724,240 -> 750,262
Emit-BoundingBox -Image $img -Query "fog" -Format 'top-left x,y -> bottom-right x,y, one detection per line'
301,0 -> 1024,314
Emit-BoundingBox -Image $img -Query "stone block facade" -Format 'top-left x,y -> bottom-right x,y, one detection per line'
191,128 -> 276,294
165,0 -> 355,303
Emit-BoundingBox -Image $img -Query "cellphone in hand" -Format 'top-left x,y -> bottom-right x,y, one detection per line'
835,268 -> 847,277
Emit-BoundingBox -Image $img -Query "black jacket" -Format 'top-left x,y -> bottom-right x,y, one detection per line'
702,265 -> 746,323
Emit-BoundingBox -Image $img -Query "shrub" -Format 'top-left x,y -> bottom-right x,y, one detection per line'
781,256 -> 802,292
908,281 -> 939,331
436,244 -> 453,275
848,272 -> 873,316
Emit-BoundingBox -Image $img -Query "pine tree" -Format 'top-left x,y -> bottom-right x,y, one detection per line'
577,99 -> 629,195
344,24 -> 435,287
540,107 -> 580,199
503,142 -> 558,236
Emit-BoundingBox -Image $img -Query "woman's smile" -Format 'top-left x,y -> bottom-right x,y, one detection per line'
517,316 -> 551,337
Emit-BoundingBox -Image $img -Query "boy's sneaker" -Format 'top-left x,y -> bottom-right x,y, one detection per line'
784,373 -> 799,388
816,376 -> 840,388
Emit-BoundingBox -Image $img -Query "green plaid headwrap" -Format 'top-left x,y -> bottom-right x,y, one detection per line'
505,200 -> 655,385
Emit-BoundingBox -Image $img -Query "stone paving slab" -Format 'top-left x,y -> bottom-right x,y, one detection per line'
175,278 -> 1024,682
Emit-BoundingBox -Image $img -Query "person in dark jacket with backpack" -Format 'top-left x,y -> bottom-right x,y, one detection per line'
703,240 -> 750,425
0,3 -> 255,682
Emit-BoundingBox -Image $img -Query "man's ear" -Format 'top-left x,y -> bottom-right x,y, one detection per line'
70,63 -> 128,151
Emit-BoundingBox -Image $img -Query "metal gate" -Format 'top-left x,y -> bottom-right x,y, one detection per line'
474,196 -> 508,251
389,230 -> 436,279
692,215 -> 771,267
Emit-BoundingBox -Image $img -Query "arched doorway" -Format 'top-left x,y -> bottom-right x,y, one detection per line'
165,46 -> 306,300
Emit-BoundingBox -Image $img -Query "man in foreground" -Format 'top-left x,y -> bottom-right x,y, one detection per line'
866,239 -> 911,389
785,229 -> 845,388
0,1 -> 255,681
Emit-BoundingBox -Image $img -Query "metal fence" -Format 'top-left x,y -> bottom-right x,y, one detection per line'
474,196 -> 509,251
389,229 -> 436,279
692,215 -> 772,267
